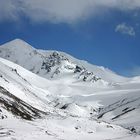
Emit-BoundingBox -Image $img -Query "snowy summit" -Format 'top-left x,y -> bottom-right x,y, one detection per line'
0,39 -> 140,140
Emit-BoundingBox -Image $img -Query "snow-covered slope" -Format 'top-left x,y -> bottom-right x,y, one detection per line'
0,39 -> 140,139
1,57 -> 138,140
0,39 -> 128,84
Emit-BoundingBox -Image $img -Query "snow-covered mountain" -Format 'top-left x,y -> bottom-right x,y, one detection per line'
0,39 -> 140,140
0,39 -> 127,84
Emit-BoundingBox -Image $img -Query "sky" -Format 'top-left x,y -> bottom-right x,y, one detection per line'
0,0 -> 140,77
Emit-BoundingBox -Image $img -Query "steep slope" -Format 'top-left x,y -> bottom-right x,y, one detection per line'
0,57 -> 138,140
0,39 -> 127,84
0,39 -> 140,139
40,49 -> 128,83
0,57 -> 57,115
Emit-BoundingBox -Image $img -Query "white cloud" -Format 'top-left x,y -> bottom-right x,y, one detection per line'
115,23 -> 135,36
0,0 -> 140,24
0,0 -> 19,22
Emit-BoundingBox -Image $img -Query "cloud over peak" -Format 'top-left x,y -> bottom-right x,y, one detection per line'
0,0 -> 140,24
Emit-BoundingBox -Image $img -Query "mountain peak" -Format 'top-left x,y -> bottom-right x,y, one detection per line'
0,38 -> 33,50
10,38 -> 27,44
0,39 -> 127,83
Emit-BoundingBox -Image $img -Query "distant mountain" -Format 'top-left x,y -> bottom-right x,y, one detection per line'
0,39 -> 127,84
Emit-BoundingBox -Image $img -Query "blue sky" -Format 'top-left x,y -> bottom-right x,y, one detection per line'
0,0 -> 140,77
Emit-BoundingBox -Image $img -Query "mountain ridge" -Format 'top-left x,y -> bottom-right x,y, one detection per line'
0,38 -> 128,83
0,40 -> 140,139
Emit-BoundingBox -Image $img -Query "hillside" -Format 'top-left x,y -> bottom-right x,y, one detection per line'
0,39 -> 140,139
